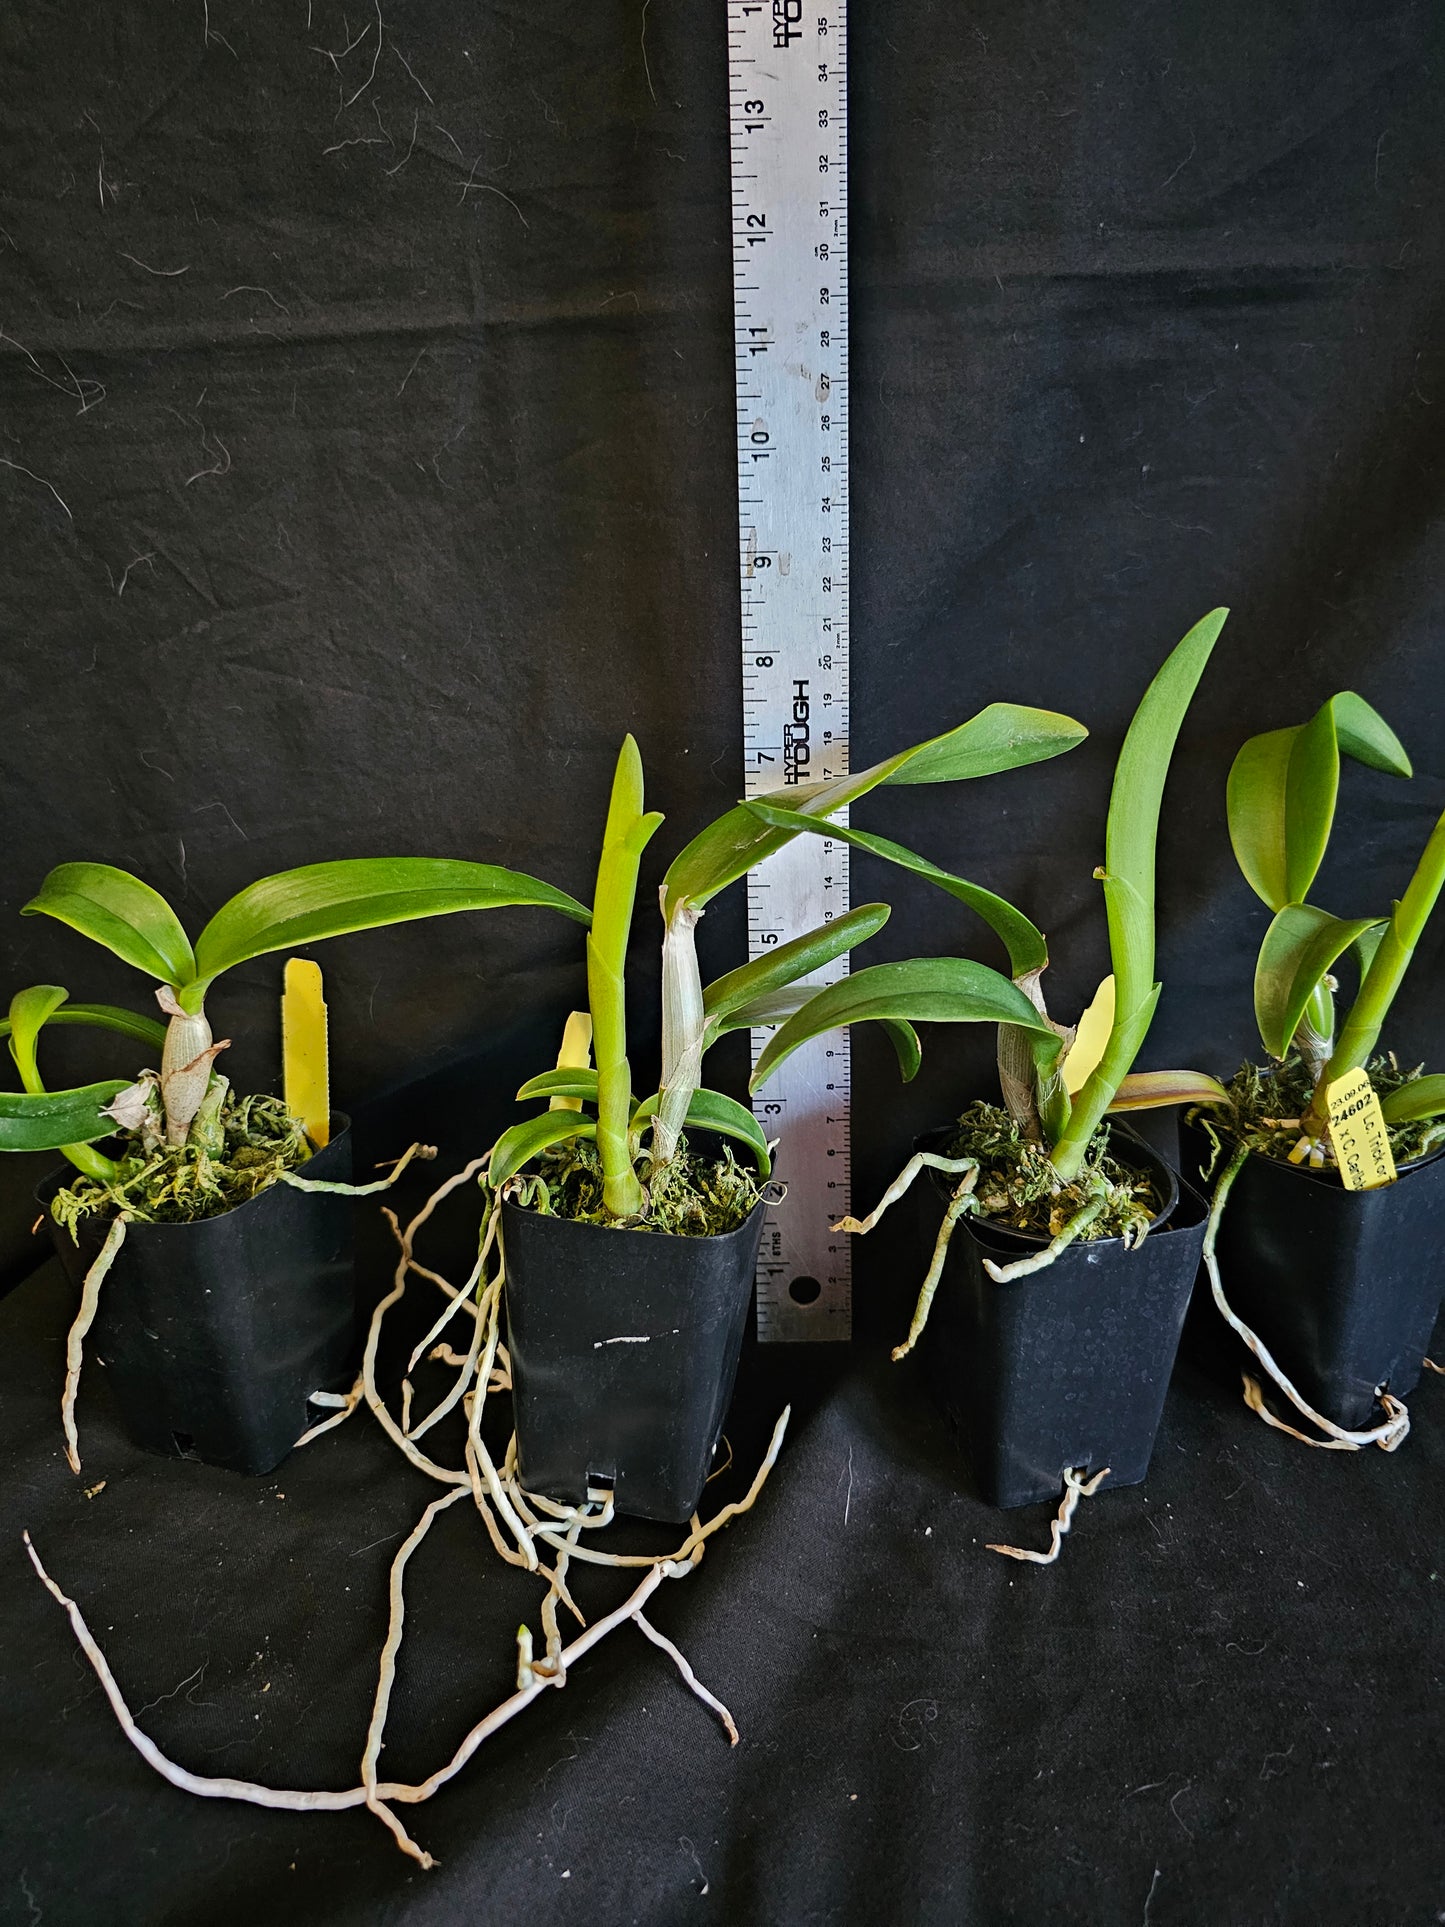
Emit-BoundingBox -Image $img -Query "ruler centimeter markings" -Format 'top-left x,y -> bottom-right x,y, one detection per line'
728,0 -> 851,1342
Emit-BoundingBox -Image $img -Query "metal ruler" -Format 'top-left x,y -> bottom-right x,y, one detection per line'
728,0 -> 851,1341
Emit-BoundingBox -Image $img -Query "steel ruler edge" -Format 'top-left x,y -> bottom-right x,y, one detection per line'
728,0 -> 851,1342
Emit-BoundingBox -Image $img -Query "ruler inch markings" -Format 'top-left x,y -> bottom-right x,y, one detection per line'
728,0 -> 851,1344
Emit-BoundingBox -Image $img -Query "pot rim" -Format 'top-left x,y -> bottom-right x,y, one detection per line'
35,1112 -> 352,1239
499,1126 -> 777,1248
1184,1113 -> 1445,1191
500,1188 -> 770,1248
917,1117 -> 1181,1253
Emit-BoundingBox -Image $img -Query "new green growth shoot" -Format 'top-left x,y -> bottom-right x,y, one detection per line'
490,700 -> 1091,1223
1226,689 -> 1445,1147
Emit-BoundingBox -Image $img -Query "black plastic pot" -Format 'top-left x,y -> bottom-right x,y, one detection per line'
918,1123 -> 1208,1509
1178,1116 -> 1445,1432
38,1120 -> 357,1477
500,1183 -> 767,1525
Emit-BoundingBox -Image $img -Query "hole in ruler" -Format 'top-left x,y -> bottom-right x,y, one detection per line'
787,1275 -> 822,1307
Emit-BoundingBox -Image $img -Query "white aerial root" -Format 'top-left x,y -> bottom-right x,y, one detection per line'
832,1151 -> 978,1239
827,1151 -> 982,1365
1424,1357 -> 1443,1376
27,1153 -> 791,1862
24,1403 -> 786,1858
60,1213 -> 130,1475
631,1610 -> 739,1743
279,1139 -> 436,1195
293,1373 -> 365,1449
1204,1145 -> 1410,1452
981,1189 -> 1110,1284
986,1466 -> 1110,1565
359,1484 -> 472,1866
58,1145 -> 439,1472
406,1205 -> 496,1374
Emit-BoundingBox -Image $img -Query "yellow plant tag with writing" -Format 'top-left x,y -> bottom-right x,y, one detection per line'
1325,1067 -> 1396,1191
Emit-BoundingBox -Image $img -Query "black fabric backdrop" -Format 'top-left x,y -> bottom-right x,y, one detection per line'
1,2 -> 1442,1921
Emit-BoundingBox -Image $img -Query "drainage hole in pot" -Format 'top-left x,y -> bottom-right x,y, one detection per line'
788,1275 -> 822,1306
170,1430 -> 201,1461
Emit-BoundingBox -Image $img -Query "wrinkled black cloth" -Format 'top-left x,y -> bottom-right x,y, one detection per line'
1,1218 -> 1441,1926
1,0 -> 1443,1918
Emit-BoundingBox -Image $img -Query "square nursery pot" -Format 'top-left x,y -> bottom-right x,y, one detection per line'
38,1119 -> 358,1477
1179,1116 -> 1445,1433
500,1173 -> 767,1525
919,1123 -> 1208,1509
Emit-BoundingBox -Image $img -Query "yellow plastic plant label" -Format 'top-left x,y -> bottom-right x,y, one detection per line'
282,958 -> 329,1149
550,1009 -> 594,1111
1062,974 -> 1115,1096
1325,1067 -> 1396,1190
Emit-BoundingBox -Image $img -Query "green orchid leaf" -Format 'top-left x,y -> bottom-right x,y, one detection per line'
588,736 -> 663,1216
0,1001 -> 167,1053
192,859 -> 591,1000
632,1088 -> 772,1177
0,1081 -> 131,1152
23,864 -> 197,987
1353,920 -> 1388,982
880,1018 -> 923,1082
1104,607 -> 1227,1013
701,903 -> 891,1030
1047,609 -> 1225,1181
1227,727 -> 1298,912
750,957 -> 1060,1092
1107,1069 -> 1231,1112
1254,905 -> 1387,1060
7,985 -> 70,1093
516,1068 -> 600,1105
1281,702 -> 1344,906
1379,1075 -> 1445,1125
1328,693 -> 1412,778
706,984 -> 815,1038
1228,693 -> 1413,914
662,703 -> 1087,917
740,802 -> 1048,977
1094,872 -> 1152,1023
489,1111 -> 597,1188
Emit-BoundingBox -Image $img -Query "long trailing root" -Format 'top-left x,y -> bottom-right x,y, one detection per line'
359,1484 -> 472,1866
831,1151 -> 979,1237
26,1530 -> 682,1816
1203,1143 -> 1410,1452
279,1140 -> 436,1196
1424,1357 -> 1443,1376
26,1150 -> 792,1866
1240,1375 -> 1408,1451
891,1168 -> 979,1362
60,1213 -> 130,1475
23,1408 -> 787,1855
1210,1148 -> 1411,1450
986,1467 -> 1110,1565
981,1188 -> 1109,1285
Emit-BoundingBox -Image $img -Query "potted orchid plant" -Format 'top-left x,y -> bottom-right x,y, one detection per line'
1183,690 -> 1445,1451
743,610 -> 1231,1518
18,856 -> 588,1474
